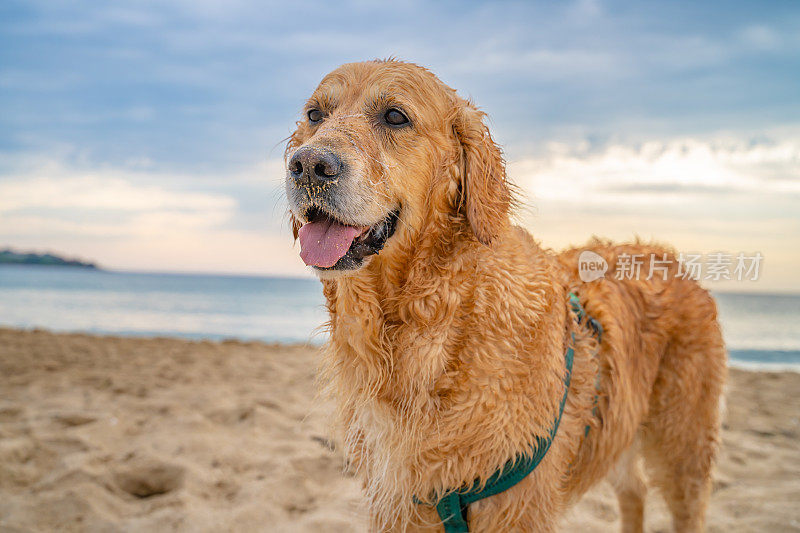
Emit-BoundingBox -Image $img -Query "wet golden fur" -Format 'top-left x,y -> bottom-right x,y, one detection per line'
285,60 -> 727,532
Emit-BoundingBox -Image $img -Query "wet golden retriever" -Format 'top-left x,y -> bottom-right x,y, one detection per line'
284,59 -> 727,532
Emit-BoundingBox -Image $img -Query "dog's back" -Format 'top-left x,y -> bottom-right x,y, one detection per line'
558,240 -> 727,532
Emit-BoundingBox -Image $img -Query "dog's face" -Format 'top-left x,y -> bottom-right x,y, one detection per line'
285,60 -> 510,278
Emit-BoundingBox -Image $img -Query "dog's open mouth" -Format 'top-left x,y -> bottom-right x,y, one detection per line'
297,206 -> 399,270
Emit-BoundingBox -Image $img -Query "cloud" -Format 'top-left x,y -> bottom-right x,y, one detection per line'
740,25 -> 782,51
0,175 -> 234,213
509,136 -> 800,207
0,161 -> 236,240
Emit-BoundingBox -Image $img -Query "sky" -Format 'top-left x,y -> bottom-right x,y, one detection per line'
1,0 -> 799,291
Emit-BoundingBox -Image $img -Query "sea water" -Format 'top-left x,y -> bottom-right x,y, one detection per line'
1,265 -> 798,370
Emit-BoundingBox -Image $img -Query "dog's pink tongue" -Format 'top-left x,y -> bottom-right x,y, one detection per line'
298,217 -> 364,268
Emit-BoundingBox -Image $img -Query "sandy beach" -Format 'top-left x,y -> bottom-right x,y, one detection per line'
1,327 -> 798,532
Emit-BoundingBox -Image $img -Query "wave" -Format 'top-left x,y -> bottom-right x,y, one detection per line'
728,349 -> 800,372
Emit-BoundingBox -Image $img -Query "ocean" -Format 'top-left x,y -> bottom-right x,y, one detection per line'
1,264 -> 798,370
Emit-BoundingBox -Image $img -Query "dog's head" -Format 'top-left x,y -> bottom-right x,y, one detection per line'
285,59 -> 511,278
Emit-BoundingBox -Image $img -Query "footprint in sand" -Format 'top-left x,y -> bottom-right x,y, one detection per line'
51,412 -> 98,428
112,458 -> 185,499
0,406 -> 24,423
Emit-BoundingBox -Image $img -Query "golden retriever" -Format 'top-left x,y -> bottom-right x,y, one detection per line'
284,59 -> 727,532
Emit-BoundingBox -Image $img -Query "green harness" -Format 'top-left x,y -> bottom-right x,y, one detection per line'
420,292 -> 601,533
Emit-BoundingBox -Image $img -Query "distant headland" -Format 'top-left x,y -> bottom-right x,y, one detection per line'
0,248 -> 99,269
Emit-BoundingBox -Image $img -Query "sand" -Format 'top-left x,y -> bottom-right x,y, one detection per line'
0,327 -> 798,532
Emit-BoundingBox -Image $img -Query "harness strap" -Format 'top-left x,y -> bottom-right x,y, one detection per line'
569,292 -> 603,437
568,292 -> 603,343
433,343 -> 574,532
421,292 -> 601,533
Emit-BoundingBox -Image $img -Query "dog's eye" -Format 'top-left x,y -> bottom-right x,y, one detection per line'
384,108 -> 409,127
307,109 -> 323,123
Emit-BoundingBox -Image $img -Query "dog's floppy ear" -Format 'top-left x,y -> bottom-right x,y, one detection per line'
454,102 -> 511,245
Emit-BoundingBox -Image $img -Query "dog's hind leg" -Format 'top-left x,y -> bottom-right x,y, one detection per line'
641,289 -> 726,533
607,438 -> 647,533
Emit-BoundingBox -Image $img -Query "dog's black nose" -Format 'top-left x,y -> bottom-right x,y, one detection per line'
288,147 -> 342,187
